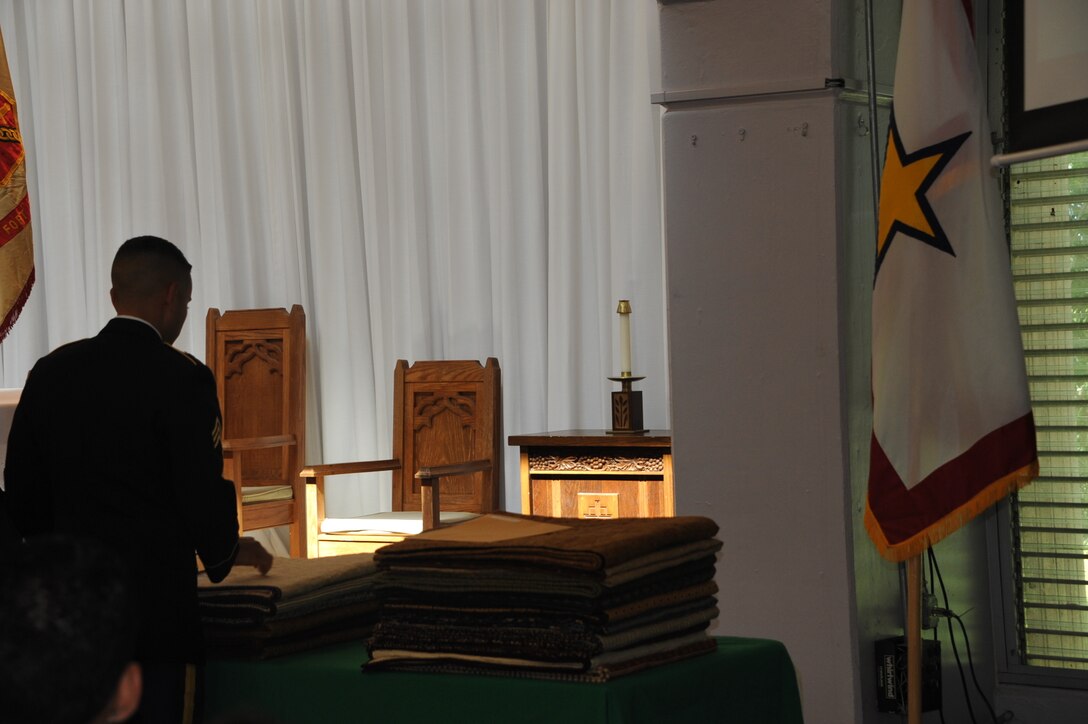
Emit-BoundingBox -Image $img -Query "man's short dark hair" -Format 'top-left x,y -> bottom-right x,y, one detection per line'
111,235 -> 193,303
0,535 -> 139,724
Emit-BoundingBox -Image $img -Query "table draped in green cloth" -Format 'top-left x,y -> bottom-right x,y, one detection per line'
205,517 -> 804,722
205,637 -> 805,724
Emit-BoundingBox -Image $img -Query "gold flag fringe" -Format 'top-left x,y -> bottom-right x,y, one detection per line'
865,460 -> 1039,563
0,264 -> 32,344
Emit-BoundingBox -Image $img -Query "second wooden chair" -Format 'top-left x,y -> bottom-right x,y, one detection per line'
302,358 -> 502,557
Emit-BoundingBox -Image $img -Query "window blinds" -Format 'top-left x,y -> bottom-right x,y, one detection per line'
1010,151 -> 1088,669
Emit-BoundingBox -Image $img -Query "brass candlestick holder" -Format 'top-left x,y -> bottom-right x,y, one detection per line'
607,374 -> 647,434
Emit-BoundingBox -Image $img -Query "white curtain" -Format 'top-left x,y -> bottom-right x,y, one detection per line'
0,0 -> 667,517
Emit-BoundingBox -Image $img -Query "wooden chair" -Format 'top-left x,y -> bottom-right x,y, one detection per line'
301,358 -> 502,557
206,306 -> 308,557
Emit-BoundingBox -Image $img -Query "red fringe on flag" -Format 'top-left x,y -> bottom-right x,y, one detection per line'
0,264 -> 33,343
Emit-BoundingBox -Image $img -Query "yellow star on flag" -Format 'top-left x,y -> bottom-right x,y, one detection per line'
875,112 -> 970,274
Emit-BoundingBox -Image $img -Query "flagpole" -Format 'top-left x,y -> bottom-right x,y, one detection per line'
906,555 -> 923,723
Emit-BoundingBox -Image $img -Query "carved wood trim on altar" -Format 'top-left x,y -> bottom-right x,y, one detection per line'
509,430 -> 674,519
527,453 -> 665,473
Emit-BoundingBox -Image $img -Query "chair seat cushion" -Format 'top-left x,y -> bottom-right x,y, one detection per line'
321,510 -> 478,536
241,485 -> 294,504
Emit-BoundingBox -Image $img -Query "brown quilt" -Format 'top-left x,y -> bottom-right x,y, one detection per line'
374,513 -> 720,573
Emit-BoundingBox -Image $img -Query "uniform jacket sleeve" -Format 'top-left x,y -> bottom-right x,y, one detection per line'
167,354 -> 240,583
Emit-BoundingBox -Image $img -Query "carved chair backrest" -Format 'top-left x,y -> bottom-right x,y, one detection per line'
391,358 -> 502,513
206,306 -> 306,491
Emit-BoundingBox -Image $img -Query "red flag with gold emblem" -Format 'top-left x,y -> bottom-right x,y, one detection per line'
0,25 -> 32,342
865,0 -> 1038,561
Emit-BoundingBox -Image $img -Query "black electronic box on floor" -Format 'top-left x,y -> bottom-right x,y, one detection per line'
875,635 -> 941,714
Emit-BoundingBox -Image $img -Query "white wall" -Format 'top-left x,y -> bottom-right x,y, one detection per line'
662,91 -> 862,722
657,2 -> 865,721
656,0 -> 833,101
652,2 -> 866,718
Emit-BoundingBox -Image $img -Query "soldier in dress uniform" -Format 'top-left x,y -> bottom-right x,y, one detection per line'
4,235 -> 273,724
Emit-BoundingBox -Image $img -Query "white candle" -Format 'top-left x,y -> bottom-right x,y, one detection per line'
617,300 -> 632,376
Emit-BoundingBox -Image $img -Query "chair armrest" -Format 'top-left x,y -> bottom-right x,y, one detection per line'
299,459 -> 402,538
222,434 -> 297,453
300,459 -> 402,479
415,459 -> 492,531
220,436 -> 299,532
298,459 -> 402,537
414,459 -> 492,480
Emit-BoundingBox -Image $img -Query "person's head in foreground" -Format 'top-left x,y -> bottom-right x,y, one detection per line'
0,534 -> 142,724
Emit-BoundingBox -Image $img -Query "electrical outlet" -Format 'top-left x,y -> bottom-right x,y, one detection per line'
922,592 -> 939,630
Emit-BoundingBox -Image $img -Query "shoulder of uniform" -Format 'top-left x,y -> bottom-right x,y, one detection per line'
47,338 -> 90,357
36,338 -> 90,367
164,345 -> 202,366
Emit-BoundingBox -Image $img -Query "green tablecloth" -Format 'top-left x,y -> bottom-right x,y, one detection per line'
205,637 -> 803,724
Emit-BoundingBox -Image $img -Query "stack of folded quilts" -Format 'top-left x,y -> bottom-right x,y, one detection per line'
365,513 -> 721,682
197,552 -> 379,659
